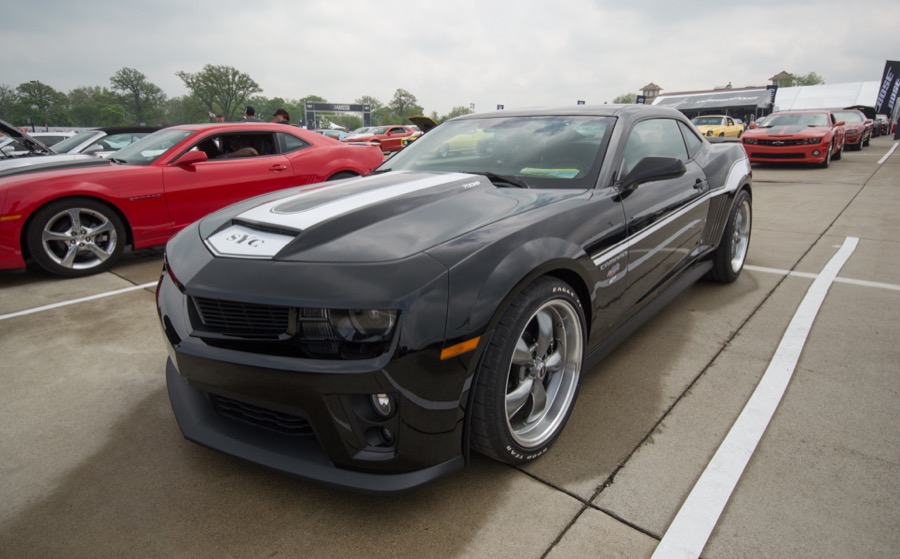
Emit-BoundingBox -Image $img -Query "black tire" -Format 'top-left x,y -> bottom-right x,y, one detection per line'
833,138 -> 844,159
327,171 -> 358,181
819,141 -> 833,168
27,198 -> 126,278
708,189 -> 751,283
470,277 -> 585,464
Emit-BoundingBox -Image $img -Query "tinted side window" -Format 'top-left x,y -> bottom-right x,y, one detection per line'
278,132 -> 310,154
678,121 -> 703,159
621,118 -> 689,176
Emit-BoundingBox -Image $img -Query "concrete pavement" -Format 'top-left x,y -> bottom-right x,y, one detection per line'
1,137 -> 898,558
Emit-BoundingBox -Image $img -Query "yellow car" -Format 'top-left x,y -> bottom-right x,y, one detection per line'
691,115 -> 744,138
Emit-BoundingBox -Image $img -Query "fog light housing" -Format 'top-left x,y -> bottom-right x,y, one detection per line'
371,393 -> 394,418
812,150 -> 821,156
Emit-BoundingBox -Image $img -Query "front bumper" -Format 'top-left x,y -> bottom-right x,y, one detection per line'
742,142 -> 830,164
156,227 -> 476,493
166,359 -> 465,493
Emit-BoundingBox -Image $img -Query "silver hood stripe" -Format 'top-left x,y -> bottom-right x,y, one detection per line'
237,171 -> 474,232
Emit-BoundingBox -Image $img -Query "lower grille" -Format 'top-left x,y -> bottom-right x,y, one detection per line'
210,394 -> 314,436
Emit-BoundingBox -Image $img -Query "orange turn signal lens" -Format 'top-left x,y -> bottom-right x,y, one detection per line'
440,337 -> 480,360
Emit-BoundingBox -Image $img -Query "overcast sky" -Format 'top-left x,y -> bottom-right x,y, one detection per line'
5,0 -> 900,116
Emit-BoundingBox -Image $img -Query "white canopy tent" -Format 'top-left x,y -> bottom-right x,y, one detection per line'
773,82 -> 880,112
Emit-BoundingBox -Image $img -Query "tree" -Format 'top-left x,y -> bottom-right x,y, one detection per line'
175,65 -> 261,121
67,86 -> 126,127
0,85 -> 17,120
387,89 -> 423,123
443,105 -> 474,121
774,72 -> 825,88
792,72 -> 825,86
16,80 -> 66,128
161,95 -> 210,126
613,93 -> 637,104
110,67 -> 166,124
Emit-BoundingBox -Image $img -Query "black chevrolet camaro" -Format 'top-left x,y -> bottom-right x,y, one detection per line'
157,105 -> 752,493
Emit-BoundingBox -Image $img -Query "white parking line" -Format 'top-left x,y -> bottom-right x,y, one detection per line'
0,281 -> 158,321
745,265 -> 900,292
652,237 -> 859,559
877,142 -> 898,165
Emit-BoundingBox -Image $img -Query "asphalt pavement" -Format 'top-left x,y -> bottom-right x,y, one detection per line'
1,136 -> 898,558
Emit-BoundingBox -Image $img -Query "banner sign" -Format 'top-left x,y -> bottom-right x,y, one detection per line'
875,60 -> 900,117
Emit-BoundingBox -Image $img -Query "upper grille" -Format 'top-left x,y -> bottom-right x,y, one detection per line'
192,297 -> 289,337
755,138 -> 813,146
187,297 -> 393,360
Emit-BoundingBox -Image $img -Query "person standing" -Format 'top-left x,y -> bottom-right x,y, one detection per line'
242,106 -> 262,122
273,108 -> 291,124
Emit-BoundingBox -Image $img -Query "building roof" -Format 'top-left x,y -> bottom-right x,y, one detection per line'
651,88 -> 773,111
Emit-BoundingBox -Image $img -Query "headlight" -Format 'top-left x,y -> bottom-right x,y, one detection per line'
330,309 -> 397,342
743,137 -> 757,144
846,128 -> 859,134
805,137 -> 825,144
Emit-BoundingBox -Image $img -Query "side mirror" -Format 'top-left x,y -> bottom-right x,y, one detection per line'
176,150 -> 208,166
82,144 -> 104,154
622,156 -> 686,189
834,120 -> 846,127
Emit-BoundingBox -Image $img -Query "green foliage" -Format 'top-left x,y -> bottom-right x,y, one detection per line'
110,67 -> 167,124
0,67 -> 484,129
176,64 -> 261,121
613,93 -> 637,104
775,72 -> 825,87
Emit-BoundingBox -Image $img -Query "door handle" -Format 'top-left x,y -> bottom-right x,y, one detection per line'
693,178 -> 705,189
269,165 -> 288,172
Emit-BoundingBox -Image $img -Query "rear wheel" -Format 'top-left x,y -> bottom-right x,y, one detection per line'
708,189 -> 751,283
27,198 -> 126,278
470,277 -> 585,464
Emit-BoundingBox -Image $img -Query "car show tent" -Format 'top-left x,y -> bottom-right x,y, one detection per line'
773,81 -> 880,112
651,87 -> 774,120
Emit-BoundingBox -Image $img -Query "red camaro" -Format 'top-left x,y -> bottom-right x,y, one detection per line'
341,125 -> 420,152
742,110 -> 846,168
0,123 -> 383,277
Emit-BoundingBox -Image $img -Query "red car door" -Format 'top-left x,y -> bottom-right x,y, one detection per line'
162,152 -> 297,232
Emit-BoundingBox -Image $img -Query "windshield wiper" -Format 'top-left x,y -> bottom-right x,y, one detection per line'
368,168 -> 392,175
467,171 -> 530,189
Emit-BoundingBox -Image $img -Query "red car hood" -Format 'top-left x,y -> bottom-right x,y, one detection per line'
744,125 -> 832,138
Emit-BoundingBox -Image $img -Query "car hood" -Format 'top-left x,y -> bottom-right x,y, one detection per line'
0,153 -> 99,175
201,170 -> 584,264
0,118 -> 55,156
409,116 -> 439,133
745,125 -> 832,137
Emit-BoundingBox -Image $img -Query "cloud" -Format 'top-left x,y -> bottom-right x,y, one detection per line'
4,0 -> 900,117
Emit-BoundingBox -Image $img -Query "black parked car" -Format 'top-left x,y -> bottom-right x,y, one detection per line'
158,105 -> 753,493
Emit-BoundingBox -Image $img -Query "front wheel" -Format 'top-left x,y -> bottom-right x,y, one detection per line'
708,189 -> 751,283
27,198 -> 126,278
470,277 -> 585,464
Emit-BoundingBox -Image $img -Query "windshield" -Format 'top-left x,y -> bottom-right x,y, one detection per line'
833,111 -> 863,123
380,115 -> 613,189
762,113 -> 830,127
51,131 -> 101,153
692,117 -> 724,126
110,129 -> 195,164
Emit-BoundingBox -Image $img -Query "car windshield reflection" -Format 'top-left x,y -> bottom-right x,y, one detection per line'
382,115 -> 613,189
111,129 -> 196,165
